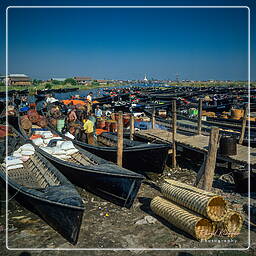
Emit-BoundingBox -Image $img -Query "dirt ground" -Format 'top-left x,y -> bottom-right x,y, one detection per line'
0,155 -> 255,256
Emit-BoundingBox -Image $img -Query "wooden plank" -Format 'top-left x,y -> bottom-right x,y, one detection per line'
117,111 -> 123,167
135,129 -> 254,166
202,127 -> 220,191
238,104 -> 248,144
197,99 -> 203,135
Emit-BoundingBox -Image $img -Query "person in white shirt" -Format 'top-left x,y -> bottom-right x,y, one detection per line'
86,92 -> 93,113
46,94 -> 58,104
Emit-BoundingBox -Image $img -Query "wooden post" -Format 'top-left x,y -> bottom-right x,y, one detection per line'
238,104 -> 248,145
197,99 -> 203,135
172,100 -> 177,168
117,111 -> 123,167
130,114 -> 135,140
202,127 -> 219,191
152,106 -> 156,129
194,153 -> 206,187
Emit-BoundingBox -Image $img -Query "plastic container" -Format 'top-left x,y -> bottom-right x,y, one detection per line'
219,136 -> 237,156
56,119 -> 65,132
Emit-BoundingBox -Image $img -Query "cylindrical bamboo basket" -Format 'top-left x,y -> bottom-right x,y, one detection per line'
150,196 -> 215,240
164,179 -> 216,196
161,182 -> 227,221
231,109 -> 244,120
215,210 -> 243,238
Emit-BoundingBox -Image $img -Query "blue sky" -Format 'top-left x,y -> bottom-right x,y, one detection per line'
0,0 -> 255,81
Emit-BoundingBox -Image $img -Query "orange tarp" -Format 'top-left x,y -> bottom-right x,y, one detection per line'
62,100 -> 87,105
96,129 -> 108,135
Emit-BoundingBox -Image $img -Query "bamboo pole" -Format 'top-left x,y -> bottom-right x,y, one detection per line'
117,111 -> 123,167
152,106 -> 156,129
197,99 -> 203,135
238,104 -> 248,145
172,100 -> 177,168
202,127 -> 219,191
130,114 -> 135,141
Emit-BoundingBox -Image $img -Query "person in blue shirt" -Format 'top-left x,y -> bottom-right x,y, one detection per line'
94,105 -> 103,118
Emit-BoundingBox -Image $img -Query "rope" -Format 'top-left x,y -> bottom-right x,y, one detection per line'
0,185 -> 22,202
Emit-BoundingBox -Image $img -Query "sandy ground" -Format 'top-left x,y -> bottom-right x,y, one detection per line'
0,155 -> 255,256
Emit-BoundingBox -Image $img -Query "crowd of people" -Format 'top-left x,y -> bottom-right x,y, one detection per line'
9,91 -> 115,145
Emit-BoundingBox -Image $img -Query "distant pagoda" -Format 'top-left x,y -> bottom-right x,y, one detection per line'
143,74 -> 148,82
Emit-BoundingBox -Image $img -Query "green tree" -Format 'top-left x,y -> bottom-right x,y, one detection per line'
0,82 -> 5,86
64,78 -> 77,85
51,80 -> 62,85
32,79 -> 42,86
92,80 -> 99,86
45,83 -> 53,89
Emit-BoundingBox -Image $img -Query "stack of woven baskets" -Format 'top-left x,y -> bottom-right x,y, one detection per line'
150,179 -> 243,241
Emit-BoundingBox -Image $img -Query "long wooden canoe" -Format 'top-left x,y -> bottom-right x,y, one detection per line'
0,127 -> 85,244
18,123 -> 144,208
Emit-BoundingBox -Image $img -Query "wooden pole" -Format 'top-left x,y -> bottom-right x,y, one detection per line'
238,104 -> 248,145
117,111 -> 123,167
130,114 -> 135,140
202,127 -> 219,191
194,153 -> 206,187
172,100 -> 177,168
152,106 -> 156,129
197,99 -> 203,135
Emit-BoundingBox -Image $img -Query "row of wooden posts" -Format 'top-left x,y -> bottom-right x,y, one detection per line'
116,101 -> 248,191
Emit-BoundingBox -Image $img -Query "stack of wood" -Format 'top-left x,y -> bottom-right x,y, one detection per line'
150,179 -> 243,241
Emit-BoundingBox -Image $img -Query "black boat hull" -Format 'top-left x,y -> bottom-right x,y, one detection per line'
16,116 -> 144,208
39,150 -> 143,209
0,173 -> 84,245
75,141 -> 169,174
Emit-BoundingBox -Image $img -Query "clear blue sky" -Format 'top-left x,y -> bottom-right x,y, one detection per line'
0,0 -> 255,81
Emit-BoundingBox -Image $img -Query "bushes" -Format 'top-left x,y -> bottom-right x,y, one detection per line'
64,78 -> 77,85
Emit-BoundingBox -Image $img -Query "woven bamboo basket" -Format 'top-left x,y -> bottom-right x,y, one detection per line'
150,196 -> 215,240
164,179 -> 216,196
161,182 -> 227,221
215,210 -> 243,238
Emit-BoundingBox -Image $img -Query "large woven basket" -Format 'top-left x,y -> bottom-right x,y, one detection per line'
150,196 -> 215,240
164,179 -> 216,196
161,182 -> 227,221
215,210 -> 243,238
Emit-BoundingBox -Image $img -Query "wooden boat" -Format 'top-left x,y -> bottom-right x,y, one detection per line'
0,126 -> 85,244
46,122 -> 170,174
18,122 -> 144,208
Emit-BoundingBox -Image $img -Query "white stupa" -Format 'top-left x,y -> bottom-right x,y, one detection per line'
143,74 -> 148,82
